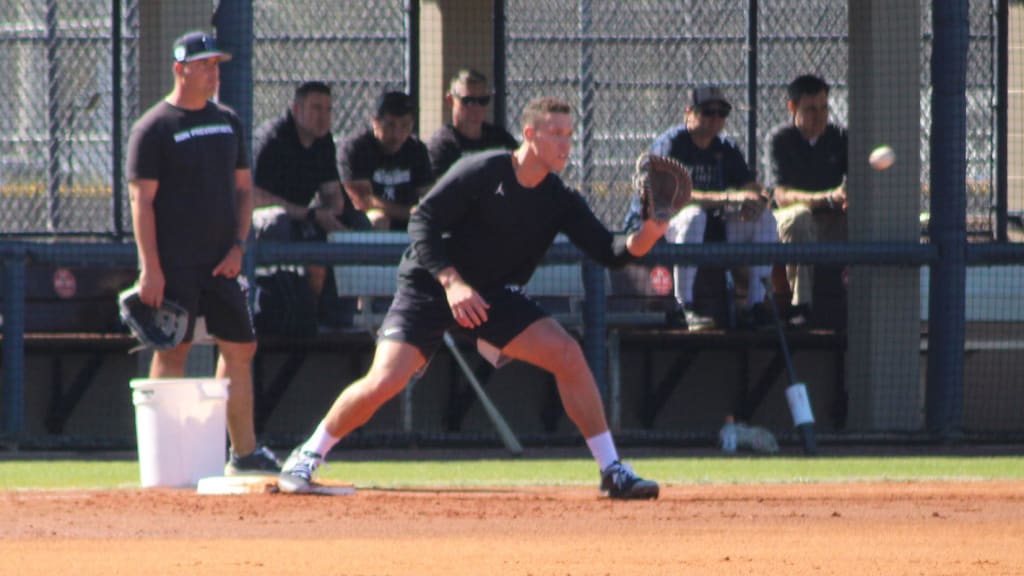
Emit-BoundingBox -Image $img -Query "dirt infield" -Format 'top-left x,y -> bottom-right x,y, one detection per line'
1,480 -> 1022,575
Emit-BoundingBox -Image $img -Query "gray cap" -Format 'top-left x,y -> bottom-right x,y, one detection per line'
690,85 -> 731,110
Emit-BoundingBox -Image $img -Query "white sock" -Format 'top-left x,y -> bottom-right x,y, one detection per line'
302,420 -> 340,457
585,431 -> 619,471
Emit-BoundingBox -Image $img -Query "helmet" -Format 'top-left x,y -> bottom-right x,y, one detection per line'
118,286 -> 189,350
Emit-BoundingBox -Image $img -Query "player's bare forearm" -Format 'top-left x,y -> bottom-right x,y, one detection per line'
128,179 -> 164,306
626,220 -> 669,257
234,169 -> 254,243
775,184 -> 842,210
343,180 -> 374,212
253,185 -> 308,218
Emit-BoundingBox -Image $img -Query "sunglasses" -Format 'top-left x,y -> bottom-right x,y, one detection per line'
453,94 -> 491,106
700,107 -> 730,119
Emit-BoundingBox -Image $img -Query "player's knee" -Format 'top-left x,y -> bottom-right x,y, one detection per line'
360,366 -> 410,404
367,210 -> 390,231
671,205 -> 706,244
155,342 -> 191,365
791,206 -> 815,239
219,340 -> 257,364
549,337 -> 588,379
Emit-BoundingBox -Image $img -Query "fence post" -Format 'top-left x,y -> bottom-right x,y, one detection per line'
2,251 -> 27,443
582,260 -> 607,398
213,0 -> 254,155
926,0 -> 969,438
111,0 -> 125,238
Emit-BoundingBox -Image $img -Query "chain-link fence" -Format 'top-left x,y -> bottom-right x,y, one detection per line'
1,1 -> 409,237
0,0 -> 122,236
1,2 -> 1022,448
252,1 -> 409,145
0,0 -> 1004,237
505,0 -> 998,234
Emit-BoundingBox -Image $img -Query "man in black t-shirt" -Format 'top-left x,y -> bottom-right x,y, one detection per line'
427,69 -> 518,179
769,75 -> 848,326
252,81 -> 369,310
127,30 -> 279,475
280,97 -> 666,500
338,91 -> 433,231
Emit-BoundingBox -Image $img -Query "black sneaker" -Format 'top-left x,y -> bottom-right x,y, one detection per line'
278,447 -> 325,494
600,461 -> 659,500
224,445 -> 282,475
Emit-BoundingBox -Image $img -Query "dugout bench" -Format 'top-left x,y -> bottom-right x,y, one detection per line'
0,263 -> 138,438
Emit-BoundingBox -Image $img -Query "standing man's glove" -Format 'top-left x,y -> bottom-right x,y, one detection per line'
118,286 -> 189,350
634,153 -> 692,222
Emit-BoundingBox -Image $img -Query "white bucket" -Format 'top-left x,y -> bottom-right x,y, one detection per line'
130,378 -> 230,488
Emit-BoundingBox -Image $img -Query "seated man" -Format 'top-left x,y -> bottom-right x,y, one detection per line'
427,68 -> 518,179
252,81 -> 369,315
769,74 -> 848,327
627,86 -> 777,331
338,91 -> 433,231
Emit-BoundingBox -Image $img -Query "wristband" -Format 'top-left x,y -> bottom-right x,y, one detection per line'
234,237 -> 247,252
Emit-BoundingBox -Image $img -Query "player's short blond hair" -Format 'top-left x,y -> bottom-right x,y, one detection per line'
521,97 -> 572,130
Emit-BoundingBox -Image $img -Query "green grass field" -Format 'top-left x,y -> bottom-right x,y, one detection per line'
1,456 -> 1021,491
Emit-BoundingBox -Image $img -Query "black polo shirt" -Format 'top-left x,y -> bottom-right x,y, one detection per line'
426,122 -> 519,179
252,110 -> 339,207
769,123 -> 847,192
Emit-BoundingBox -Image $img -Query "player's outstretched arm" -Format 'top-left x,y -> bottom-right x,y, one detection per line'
625,219 -> 669,257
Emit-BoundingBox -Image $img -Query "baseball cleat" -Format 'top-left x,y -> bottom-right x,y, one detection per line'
278,447 -> 325,494
600,460 -> 659,500
224,444 -> 282,475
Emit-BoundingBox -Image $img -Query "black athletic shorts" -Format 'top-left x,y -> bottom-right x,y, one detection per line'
162,267 -> 256,343
378,284 -> 547,359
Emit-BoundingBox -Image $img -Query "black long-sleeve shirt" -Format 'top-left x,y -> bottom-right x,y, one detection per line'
399,151 -> 633,295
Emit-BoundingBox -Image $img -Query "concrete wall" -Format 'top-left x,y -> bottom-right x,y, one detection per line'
419,0 -> 497,140
1010,4 -> 1024,214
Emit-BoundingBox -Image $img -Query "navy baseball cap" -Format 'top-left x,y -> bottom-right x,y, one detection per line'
690,85 -> 732,110
374,91 -> 415,118
172,31 -> 232,63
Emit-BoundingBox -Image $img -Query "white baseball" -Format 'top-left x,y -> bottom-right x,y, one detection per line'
869,146 -> 895,170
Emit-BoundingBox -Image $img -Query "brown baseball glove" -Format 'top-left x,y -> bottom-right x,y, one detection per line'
633,153 -> 692,222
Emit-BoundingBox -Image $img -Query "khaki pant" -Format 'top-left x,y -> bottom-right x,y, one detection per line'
774,204 -> 847,307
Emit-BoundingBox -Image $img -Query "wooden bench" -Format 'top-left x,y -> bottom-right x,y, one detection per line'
598,262 -> 847,432
0,332 -> 136,435
0,263 -> 138,437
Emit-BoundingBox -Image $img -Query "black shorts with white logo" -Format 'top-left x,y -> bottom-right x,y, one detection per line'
162,267 -> 256,343
378,284 -> 547,359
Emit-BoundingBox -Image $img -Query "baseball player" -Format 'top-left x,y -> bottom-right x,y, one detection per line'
280,97 -> 668,499
127,30 -> 280,475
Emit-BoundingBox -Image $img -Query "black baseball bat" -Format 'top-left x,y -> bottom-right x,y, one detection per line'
760,277 -> 818,455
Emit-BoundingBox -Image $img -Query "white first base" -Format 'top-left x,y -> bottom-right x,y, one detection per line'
196,475 -> 355,496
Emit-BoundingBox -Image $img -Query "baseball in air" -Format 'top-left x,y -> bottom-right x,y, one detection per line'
869,145 -> 895,170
